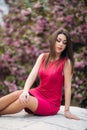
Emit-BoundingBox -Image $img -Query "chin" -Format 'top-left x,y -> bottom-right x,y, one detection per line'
56,50 -> 63,54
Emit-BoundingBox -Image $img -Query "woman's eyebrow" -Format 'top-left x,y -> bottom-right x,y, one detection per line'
57,37 -> 67,42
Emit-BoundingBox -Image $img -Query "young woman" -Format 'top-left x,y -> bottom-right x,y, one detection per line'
0,28 -> 80,120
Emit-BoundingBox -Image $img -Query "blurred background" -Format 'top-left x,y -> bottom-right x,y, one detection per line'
0,0 -> 87,108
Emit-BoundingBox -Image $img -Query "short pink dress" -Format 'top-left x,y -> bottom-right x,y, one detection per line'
25,55 -> 66,116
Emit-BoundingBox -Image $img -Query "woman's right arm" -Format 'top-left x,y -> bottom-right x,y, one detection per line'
23,53 -> 44,92
19,53 -> 44,104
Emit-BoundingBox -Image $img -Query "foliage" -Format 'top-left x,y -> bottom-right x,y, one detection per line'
0,0 -> 87,107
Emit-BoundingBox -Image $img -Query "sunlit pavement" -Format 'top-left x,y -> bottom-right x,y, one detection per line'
0,106 -> 87,130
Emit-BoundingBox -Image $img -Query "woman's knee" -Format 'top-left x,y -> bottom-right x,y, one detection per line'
25,96 -> 38,112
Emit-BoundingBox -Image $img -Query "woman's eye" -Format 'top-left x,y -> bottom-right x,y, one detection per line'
56,39 -> 60,42
56,39 -> 67,45
63,42 -> 67,45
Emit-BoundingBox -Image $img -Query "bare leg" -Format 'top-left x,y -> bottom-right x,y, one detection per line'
0,95 -> 38,115
0,90 -> 22,111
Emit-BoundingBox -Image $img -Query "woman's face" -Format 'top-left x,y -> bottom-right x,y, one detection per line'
55,33 -> 67,55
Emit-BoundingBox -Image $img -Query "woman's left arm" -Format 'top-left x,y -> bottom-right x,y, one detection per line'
64,59 -> 80,120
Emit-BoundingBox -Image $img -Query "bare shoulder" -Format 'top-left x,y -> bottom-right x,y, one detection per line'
38,52 -> 49,59
38,53 -> 45,59
37,53 -> 47,62
64,59 -> 72,73
65,59 -> 72,67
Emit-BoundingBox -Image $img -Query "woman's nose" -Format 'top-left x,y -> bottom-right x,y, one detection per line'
59,41 -> 63,46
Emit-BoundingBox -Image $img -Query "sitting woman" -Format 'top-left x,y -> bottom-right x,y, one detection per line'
0,28 -> 80,120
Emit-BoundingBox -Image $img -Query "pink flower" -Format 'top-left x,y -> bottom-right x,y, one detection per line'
4,81 -> 17,92
75,61 -> 85,69
63,15 -> 75,25
33,18 -> 49,34
12,39 -> 20,47
8,27 -> 14,35
27,8 -> 32,13
21,8 -> 32,16
75,93 -> 82,99
5,37 -> 11,44
34,2 -> 42,8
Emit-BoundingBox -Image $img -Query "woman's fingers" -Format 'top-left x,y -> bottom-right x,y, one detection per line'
19,92 -> 30,104
64,111 -> 80,120
70,114 -> 80,120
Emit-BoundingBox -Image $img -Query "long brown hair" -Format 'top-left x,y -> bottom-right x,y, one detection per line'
45,28 -> 74,72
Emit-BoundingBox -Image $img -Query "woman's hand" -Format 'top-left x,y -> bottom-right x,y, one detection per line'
64,110 -> 80,120
19,91 -> 30,104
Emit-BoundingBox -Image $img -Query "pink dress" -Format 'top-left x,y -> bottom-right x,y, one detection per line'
26,55 -> 66,116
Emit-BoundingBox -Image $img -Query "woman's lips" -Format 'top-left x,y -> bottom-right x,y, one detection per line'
57,47 -> 62,50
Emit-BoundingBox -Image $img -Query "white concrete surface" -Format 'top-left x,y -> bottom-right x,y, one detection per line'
0,106 -> 87,130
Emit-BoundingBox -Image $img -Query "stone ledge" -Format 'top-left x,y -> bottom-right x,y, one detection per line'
0,106 -> 87,130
